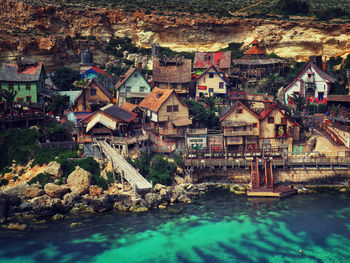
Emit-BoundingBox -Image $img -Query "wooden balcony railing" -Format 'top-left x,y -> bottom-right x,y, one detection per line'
77,135 -> 92,143
224,130 -> 258,136
159,128 -> 178,135
187,128 -> 207,135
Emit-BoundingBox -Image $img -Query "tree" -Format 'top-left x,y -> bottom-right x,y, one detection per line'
200,96 -> 221,111
183,99 -> 219,129
289,93 -> 306,112
51,67 -> 81,91
0,88 -> 18,114
148,155 -> 175,185
258,73 -> 286,96
48,95 -> 68,116
276,0 -> 310,15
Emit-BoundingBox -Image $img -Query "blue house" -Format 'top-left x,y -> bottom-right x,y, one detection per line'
115,67 -> 152,104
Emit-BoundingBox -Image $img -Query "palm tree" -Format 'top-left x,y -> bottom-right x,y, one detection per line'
289,93 -> 306,112
0,89 -> 18,114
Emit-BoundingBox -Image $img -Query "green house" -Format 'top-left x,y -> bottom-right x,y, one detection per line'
0,61 -> 46,104
115,67 -> 152,104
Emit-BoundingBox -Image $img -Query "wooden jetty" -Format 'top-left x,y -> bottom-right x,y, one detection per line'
247,158 -> 297,198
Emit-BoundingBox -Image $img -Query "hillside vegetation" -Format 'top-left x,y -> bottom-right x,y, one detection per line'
24,0 -> 350,20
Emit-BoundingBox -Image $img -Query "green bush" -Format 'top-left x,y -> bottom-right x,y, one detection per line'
28,173 -> 54,187
173,153 -> 184,167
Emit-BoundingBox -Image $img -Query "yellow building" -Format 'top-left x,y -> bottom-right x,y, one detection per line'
195,65 -> 229,99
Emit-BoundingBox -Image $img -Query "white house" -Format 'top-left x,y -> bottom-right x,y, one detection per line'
284,56 -> 336,105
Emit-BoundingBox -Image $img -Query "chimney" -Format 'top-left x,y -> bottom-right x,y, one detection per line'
263,96 -> 270,113
322,56 -> 327,72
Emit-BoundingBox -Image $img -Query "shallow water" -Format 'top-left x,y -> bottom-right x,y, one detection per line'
0,189 -> 350,263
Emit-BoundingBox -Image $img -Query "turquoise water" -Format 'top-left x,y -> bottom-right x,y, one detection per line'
1,189 -> 350,263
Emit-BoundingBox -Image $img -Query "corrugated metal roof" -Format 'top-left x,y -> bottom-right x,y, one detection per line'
101,104 -> 137,122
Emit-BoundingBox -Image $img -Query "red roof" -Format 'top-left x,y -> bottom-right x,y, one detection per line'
17,62 -> 43,74
251,39 -> 260,45
193,51 -> 231,69
90,66 -> 106,76
245,46 -> 266,55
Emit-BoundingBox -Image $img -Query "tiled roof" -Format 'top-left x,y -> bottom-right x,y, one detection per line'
101,104 -> 137,122
139,87 -> 174,112
115,67 -> 137,90
153,59 -> 192,83
194,51 -> 231,69
245,46 -> 266,55
120,102 -> 138,112
0,62 -> 44,82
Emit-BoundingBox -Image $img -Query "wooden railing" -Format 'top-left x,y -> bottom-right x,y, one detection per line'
77,134 -> 149,145
159,128 -> 178,135
319,122 -> 342,145
187,128 -> 207,135
224,129 -> 258,136
77,135 -> 92,143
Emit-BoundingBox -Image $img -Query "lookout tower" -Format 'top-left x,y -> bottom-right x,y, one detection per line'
80,48 -> 94,74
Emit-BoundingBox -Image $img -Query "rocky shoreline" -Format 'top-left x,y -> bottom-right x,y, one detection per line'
1,163 -> 349,231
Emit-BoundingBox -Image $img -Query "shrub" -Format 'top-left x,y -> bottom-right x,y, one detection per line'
173,153 -> 184,167
148,155 -> 175,185
28,173 -> 54,187
0,179 -> 8,186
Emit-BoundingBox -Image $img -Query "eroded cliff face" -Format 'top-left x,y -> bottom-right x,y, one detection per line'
1,0 -> 350,71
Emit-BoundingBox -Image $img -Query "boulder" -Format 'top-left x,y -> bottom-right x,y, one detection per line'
62,192 -> 81,206
145,193 -> 161,207
8,223 -> 27,231
52,214 -> 64,220
24,185 -> 45,199
44,161 -> 63,178
44,183 -> 70,198
30,195 -> 66,217
67,166 -> 91,195
178,194 -> 191,203
153,183 -> 166,192
174,175 -> 185,185
159,188 -> 171,201
89,185 -> 103,197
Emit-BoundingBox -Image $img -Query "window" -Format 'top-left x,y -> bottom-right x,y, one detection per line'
17,97 -> 23,102
204,55 -> 210,61
172,83 -> 177,90
281,117 -> 287,124
209,73 -> 214,78
91,88 -> 97,96
219,82 -> 224,89
243,126 -> 247,131
237,109 -> 243,114
139,86 -> 145,92
26,96 -> 31,103
268,117 -> 274,124
173,105 -> 178,112
26,82 -> 31,90
209,88 -> 214,93
125,86 -> 131,92
253,123 -> 257,128
217,59 -> 221,64
167,105 -> 172,112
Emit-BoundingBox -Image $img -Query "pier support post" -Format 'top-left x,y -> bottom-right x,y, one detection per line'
133,185 -> 137,200
121,171 -> 125,192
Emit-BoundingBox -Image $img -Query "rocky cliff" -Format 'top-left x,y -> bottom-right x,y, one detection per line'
1,0 -> 350,70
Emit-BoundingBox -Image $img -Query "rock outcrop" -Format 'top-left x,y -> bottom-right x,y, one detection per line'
67,166 -> 91,195
24,185 -> 45,199
0,0 -> 349,70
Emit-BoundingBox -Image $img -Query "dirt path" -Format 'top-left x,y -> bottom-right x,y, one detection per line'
231,0 -> 263,15
313,128 -> 347,156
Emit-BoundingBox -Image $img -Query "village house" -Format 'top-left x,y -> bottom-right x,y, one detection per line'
219,101 -> 261,152
74,78 -> 113,112
219,100 -> 300,153
285,56 -> 336,105
115,67 -> 152,105
193,51 -> 232,75
120,102 -> 144,129
152,57 -> 192,96
139,87 -> 192,151
0,59 -> 46,104
195,65 -> 229,99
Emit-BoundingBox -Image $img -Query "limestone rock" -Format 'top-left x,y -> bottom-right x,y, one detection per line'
145,193 -> 161,207
153,183 -> 166,192
178,194 -> 191,203
44,183 -> 70,198
62,192 -> 81,205
174,175 -> 185,185
44,161 -> 63,178
89,185 -> 103,197
8,223 -> 27,231
52,213 -> 64,220
130,206 -> 148,212
24,185 -> 44,199
67,166 -> 91,195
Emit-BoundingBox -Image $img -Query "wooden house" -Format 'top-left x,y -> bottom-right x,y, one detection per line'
194,51 -> 231,74
0,60 -> 46,104
219,101 -> 261,151
195,65 -> 229,99
115,67 -> 152,105
120,102 -> 144,129
139,87 -> 192,150
152,57 -> 192,96
79,104 -> 136,137
259,102 -> 301,152
284,56 -> 336,105
75,78 -> 113,112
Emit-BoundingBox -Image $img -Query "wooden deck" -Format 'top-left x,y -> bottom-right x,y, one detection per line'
95,139 -> 152,192
247,186 -> 297,198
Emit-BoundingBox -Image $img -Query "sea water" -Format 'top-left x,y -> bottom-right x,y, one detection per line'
0,188 -> 349,263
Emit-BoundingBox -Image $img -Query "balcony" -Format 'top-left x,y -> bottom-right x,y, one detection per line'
159,128 -> 178,135
186,128 -> 207,135
224,129 -> 258,136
